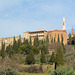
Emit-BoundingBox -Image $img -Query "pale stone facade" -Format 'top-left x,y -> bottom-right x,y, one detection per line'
24,30 -> 47,44
0,35 -> 22,50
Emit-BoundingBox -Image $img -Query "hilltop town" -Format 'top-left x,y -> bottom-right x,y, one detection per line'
0,17 -> 75,75
0,17 -> 75,50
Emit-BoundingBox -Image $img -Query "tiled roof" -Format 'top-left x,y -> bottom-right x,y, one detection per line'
48,29 -> 66,32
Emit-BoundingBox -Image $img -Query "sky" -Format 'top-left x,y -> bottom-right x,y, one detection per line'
0,0 -> 75,38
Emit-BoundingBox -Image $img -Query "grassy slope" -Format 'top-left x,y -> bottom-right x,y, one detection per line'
20,73 -> 50,75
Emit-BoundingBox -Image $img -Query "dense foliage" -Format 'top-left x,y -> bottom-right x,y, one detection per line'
51,66 -> 75,75
26,51 -> 35,64
0,68 -> 19,75
40,51 -> 46,63
56,46 -> 64,66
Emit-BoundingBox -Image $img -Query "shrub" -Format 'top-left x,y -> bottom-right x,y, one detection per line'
24,66 -> 42,73
0,70 -> 5,75
50,70 -> 56,75
26,51 -> 35,64
0,68 -> 19,75
73,65 -> 75,70
51,66 -> 75,75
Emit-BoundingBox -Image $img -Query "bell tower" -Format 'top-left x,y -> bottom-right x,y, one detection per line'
62,17 -> 66,30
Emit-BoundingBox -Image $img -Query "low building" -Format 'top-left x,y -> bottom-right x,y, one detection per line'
0,35 -> 22,49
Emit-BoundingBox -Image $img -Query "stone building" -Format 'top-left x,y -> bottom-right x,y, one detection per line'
23,30 -> 47,44
48,17 -> 67,45
0,17 -> 68,49
23,17 -> 67,45
71,28 -> 75,37
0,35 -> 22,49
48,29 -> 67,45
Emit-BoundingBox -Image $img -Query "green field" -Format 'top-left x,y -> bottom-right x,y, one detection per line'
20,73 -> 50,75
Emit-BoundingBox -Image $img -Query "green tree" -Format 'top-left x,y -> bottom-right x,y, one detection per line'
17,37 -> 22,48
41,51 -> 46,63
18,45 -> 39,55
51,37 -> 53,43
61,34 -> 63,45
18,45 -> 27,54
25,39 -> 29,45
34,34 -> 39,47
56,46 -> 64,66
18,45 -> 32,55
30,36 -> 32,45
69,34 -> 72,45
58,34 -> 60,43
23,38 -> 26,45
31,45 -> 39,54
6,44 -> 13,57
46,35 -> 49,44
72,36 -> 75,45
63,45 -> 66,54
50,52 -> 56,64
12,37 -> 18,53
26,51 -> 35,64
41,45 -> 49,54
0,41 -> 5,59
54,37 -> 55,43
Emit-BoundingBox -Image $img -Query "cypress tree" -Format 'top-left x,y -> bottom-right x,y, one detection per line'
6,44 -> 11,54
0,41 -> 5,59
30,36 -> 32,45
41,45 -> 49,54
50,52 -> 56,64
41,40 -> 44,45
51,37 -> 53,43
54,37 -> 55,43
23,38 -> 26,45
25,39 -> 29,45
61,34 -> 63,45
34,34 -> 39,47
46,35 -> 49,44
17,37 -> 22,48
6,44 -> 13,57
69,34 -> 72,45
41,51 -> 46,63
58,34 -> 60,43
12,37 -> 18,53
56,46 -> 64,66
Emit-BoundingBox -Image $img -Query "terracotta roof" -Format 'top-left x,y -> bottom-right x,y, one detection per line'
26,30 -> 47,33
48,29 -> 66,32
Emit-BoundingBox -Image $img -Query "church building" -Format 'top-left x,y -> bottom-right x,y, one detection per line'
24,17 -> 67,45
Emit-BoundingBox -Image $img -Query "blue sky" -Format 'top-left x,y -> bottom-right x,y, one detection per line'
0,0 -> 75,38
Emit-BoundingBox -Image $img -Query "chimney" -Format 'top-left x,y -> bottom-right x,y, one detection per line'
71,28 -> 74,34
